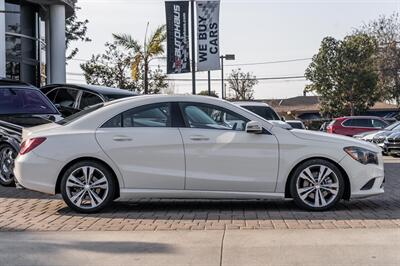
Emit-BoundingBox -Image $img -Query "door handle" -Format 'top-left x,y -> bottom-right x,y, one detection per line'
189,135 -> 210,141
113,135 -> 132,142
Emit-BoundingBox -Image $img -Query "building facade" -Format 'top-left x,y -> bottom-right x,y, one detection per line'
0,0 -> 75,87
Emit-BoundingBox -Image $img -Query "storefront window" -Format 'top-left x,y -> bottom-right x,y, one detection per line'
4,0 -> 44,87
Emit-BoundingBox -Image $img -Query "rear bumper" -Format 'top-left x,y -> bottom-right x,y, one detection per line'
14,151 -> 63,195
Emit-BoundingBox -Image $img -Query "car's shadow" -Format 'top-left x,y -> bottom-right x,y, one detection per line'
2,163 -> 399,221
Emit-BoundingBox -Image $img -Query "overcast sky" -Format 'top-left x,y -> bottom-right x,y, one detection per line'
67,0 -> 400,99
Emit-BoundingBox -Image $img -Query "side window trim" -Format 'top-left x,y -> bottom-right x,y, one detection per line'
101,102 -> 172,128
178,101 -> 250,131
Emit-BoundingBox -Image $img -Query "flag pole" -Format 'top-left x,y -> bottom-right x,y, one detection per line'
191,0 -> 196,95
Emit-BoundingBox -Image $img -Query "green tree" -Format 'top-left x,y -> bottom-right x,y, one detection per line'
198,90 -> 219,97
358,12 -> 400,105
113,25 -> 166,94
227,69 -> 258,100
80,42 -> 137,91
305,34 -> 380,117
66,6 -> 91,60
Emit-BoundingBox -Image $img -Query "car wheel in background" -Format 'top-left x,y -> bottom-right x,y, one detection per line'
60,160 -> 115,213
0,143 -> 17,187
290,159 -> 345,211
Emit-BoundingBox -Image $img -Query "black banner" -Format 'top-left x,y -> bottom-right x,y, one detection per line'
165,1 -> 190,74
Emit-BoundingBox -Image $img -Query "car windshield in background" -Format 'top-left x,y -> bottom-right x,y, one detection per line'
0,88 -> 58,115
289,122 -> 304,129
385,121 -> 400,131
242,106 -> 280,120
56,104 -> 104,125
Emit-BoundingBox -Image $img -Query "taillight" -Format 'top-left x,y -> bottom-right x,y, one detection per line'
19,137 -> 46,155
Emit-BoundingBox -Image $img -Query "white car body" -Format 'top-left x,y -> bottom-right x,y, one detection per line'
14,95 -> 384,210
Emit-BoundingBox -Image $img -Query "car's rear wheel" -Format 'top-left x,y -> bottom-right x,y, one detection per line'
290,159 -> 344,211
0,143 -> 17,187
60,161 -> 115,213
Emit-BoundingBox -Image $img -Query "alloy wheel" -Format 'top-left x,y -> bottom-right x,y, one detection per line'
295,164 -> 339,208
65,166 -> 109,209
0,146 -> 16,184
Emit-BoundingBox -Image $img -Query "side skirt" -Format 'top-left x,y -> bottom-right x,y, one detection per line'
118,189 -> 285,201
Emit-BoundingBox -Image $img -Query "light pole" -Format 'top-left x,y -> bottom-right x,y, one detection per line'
220,54 -> 235,99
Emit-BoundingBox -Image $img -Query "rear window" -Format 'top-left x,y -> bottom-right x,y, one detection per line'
242,106 -> 280,120
0,88 -> 58,115
343,119 -> 373,127
56,103 -> 104,125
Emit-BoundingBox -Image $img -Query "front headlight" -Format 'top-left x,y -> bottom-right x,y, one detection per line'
344,146 -> 378,165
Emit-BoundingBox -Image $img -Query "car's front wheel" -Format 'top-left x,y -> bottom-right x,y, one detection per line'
290,159 -> 345,211
0,143 -> 17,187
60,161 -> 115,213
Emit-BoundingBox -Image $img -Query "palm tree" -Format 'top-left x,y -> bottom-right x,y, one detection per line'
113,24 -> 166,94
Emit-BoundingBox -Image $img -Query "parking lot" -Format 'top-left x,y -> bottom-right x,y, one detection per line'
0,157 -> 399,232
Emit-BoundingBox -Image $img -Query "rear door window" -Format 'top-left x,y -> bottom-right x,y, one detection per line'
54,88 -> 78,108
79,92 -> 103,110
352,119 -> 373,127
372,119 -> 387,128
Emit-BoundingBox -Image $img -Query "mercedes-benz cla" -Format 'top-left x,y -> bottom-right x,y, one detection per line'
14,95 -> 384,213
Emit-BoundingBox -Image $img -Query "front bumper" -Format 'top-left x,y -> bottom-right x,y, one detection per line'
339,154 -> 384,199
384,143 -> 400,155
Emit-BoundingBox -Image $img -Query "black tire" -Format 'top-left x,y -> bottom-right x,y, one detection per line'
0,143 -> 17,187
290,159 -> 345,211
60,160 -> 116,213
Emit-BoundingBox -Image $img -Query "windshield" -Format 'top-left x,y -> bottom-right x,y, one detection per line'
385,121 -> 400,131
241,106 -> 280,120
0,88 -> 58,115
56,103 -> 104,125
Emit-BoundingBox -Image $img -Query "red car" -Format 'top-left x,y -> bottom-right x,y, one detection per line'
326,116 -> 389,136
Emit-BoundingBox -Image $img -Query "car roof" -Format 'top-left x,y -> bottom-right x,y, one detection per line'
336,116 -> 384,119
41,83 -> 137,96
0,78 -> 33,87
286,120 -> 303,123
233,101 -> 271,107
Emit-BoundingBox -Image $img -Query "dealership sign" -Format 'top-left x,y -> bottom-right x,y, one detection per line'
196,0 -> 220,71
165,1 -> 191,74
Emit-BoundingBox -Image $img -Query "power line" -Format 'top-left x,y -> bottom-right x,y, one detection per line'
165,75 -> 305,81
70,57 -> 312,67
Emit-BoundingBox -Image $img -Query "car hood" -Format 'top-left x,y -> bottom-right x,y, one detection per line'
269,120 -> 292,129
290,129 -> 380,152
361,130 -> 386,140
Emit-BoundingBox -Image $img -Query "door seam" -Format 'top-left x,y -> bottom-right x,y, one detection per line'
177,128 -> 187,190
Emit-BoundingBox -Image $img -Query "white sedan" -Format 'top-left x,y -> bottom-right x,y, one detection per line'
14,95 -> 384,213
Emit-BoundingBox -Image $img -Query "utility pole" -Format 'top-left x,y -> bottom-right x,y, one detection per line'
208,71 -> 211,96
220,54 -> 235,99
190,0 -> 196,95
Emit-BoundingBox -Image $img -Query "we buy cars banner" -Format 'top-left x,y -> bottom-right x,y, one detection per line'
196,0 -> 221,71
165,1 -> 191,74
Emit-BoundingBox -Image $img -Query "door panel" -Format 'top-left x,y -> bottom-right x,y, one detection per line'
96,127 -> 185,190
179,128 -> 279,192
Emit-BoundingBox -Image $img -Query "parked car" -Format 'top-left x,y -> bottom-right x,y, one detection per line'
15,95 -> 384,213
41,84 -> 137,117
384,131 -> 400,156
354,121 -> 400,151
0,79 -> 62,186
286,120 -> 306,129
327,116 -> 389,137
234,101 -> 291,129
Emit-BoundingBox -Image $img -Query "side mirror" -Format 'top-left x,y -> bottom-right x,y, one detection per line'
281,117 -> 285,122
246,121 -> 263,134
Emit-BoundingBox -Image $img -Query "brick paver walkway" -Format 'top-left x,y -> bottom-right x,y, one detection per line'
1,161 -> 399,231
